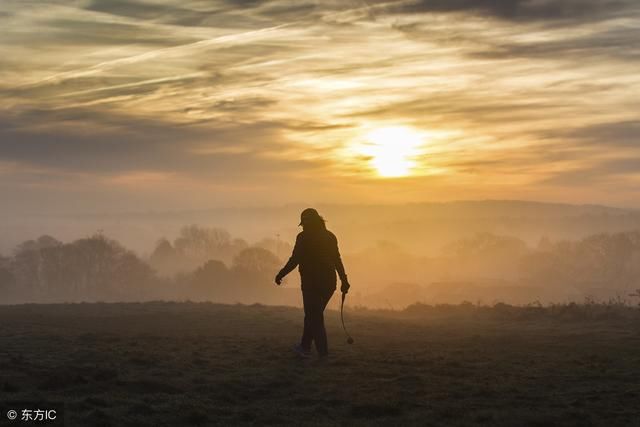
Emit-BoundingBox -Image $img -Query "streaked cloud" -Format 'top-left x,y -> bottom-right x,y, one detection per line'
382,0 -> 633,22
1,0 -> 639,211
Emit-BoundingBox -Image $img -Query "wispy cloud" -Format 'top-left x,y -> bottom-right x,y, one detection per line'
0,0 -> 639,210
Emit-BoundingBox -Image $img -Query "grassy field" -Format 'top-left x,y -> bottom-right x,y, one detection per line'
1,301 -> 640,426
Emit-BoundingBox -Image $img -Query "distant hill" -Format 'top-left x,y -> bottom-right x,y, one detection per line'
1,200 -> 639,255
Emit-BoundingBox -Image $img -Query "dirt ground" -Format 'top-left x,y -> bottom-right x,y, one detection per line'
1,301 -> 639,426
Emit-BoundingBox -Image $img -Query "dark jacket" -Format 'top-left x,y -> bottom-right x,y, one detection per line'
278,229 -> 347,291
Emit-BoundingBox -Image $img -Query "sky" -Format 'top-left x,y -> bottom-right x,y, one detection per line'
1,0 -> 640,214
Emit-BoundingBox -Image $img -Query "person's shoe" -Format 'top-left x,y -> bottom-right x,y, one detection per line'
293,344 -> 311,358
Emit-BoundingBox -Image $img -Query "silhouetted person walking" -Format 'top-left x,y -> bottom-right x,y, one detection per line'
275,208 -> 350,358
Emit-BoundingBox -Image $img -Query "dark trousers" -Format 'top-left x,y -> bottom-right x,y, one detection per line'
301,286 -> 335,356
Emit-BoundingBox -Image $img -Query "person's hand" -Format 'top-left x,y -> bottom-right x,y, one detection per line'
275,273 -> 283,285
341,280 -> 350,294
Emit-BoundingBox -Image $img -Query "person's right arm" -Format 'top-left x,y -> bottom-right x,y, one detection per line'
333,235 -> 350,293
275,234 -> 302,285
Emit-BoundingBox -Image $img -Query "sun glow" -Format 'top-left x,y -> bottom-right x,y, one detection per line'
361,126 -> 425,177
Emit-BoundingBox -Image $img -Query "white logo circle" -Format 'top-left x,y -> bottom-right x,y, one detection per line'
6,410 -> 17,420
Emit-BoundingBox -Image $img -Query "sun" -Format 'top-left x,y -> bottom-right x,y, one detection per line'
361,126 -> 425,177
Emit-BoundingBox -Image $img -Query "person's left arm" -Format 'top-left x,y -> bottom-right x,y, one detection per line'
275,234 -> 301,285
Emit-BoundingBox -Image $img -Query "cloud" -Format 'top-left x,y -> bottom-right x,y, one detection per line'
383,0 -> 636,23
473,26 -> 640,62
535,121 -> 640,188
0,0 -> 639,210
563,120 -> 640,148
0,107 -> 319,175
85,0 -> 196,20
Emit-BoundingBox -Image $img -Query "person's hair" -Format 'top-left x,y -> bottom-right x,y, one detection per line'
304,215 -> 326,232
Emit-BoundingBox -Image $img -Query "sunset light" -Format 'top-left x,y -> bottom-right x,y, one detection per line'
363,126 -> 425,177
2,1 -> 640,425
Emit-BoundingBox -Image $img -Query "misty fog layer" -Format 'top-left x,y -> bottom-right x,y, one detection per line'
2,201 -> 640,308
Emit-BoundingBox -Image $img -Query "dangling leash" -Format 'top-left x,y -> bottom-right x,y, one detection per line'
341,292 -> 354,344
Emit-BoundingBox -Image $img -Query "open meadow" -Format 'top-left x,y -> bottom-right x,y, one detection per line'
1,301 -> 640,426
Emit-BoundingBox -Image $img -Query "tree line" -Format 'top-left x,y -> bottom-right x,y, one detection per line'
0,226 -> 292,304
2,225 -> 640,305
